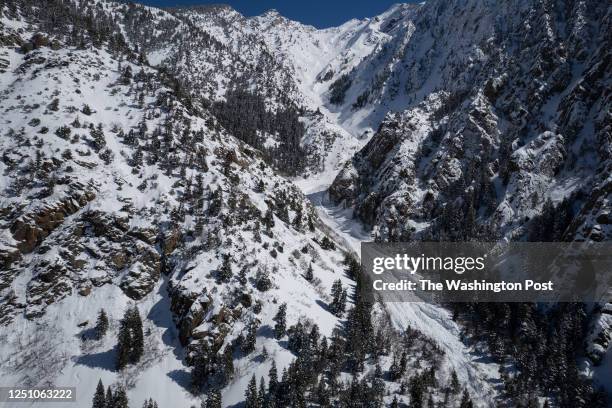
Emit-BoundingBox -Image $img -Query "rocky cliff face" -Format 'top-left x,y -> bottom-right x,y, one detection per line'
328,0 -> 612,395
330,0 -> 611,243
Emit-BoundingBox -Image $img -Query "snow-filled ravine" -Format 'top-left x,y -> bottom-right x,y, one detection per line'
296,175 -> 503,405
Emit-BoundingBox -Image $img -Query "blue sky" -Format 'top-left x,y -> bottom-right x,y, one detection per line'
137,0 -> 407,28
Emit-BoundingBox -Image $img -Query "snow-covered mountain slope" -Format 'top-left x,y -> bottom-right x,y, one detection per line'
122,3 -> 422,180
0,2 -> 497,407
331,0 -> 611,242
0,5 -> 363,407
328,0 -> 611,404
1,0 -> 611,407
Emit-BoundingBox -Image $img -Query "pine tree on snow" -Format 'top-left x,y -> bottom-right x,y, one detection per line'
105,386 -> 113,408
258,377 -> 266,408
128,305 -> 144,364
263,208 -> 275,232
113,386 -> 129,408
273,303 -> 287,339
389,357 -> 401,381
255,269 -> 272,292
142,398 -> 159,408
218,254 -> 233,283
304,263 -> 313,282
92,379 -> 105,408
205,389 -> 222,408
241,321 -> 258,354
459,389 -> 473,408
238,267 -> 247,285
292,206 -> 303,230
222,344 -> 234,383
315,378 -> 329,406
268,360 -> 278,396
245,375 -> 258,408
339,289 -> 347,314
330,279 -> 347,316
450,370 -> 460,394
116,305 -> 144,370
191,341 -> 212,390
95,309 -> 109,339
116,315 -> 132,370
372,364 -> 385,402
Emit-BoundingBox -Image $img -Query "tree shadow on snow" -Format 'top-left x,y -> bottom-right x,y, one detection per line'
258,324 -> 276,339
76,326 -> 98,342
315,299 -> 331,314
250,353 -> 266,364
74,348 -> 116,371
166,369 -> 192,392
147,280 -> 184,360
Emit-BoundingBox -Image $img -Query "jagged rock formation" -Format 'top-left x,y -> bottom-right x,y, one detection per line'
330,0 -> 610,243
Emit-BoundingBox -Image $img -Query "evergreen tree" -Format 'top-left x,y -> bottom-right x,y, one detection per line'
255,269 -> 272,292
48,98 -> 59,111
90,124 -> 106,152
92,379 -> 105,408
241,321 -> 258,354
292,206 -> 303,230
245,375 -> 259,408
263,208 -> 275,233
390,358 -> 402,381
316,379 -> 329,406
95,309 -> 109,339
209,185 -> 223,216
128,306 -> 144,364
330,280 -> 347,316
409,375 -> 424,408
450,370 -> 460,394
238,267 -> 247,285
399,351 -> 408,375
116,305 -> 144,369
205,389 -> 222,408
268,360 -> 278,396
142,398 -> 158,408
277,204 -> 289,224
222,345 -> 234,383
258,377 -> 266,408
112,387 -> 128,408
459,389 -> 473,408
304,263 -> 313,282
273,303 -> 287,339
191,341 -> 212,390
319,236 -> 336,250
371,364 -> 385,403
116,316 -> 132,370
105,386 -> 113,408
218,254 -> 233,283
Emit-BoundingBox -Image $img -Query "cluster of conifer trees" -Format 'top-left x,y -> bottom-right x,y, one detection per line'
212,86 -> 307,175
92,378 -> 159,408
184,255 -> 472,407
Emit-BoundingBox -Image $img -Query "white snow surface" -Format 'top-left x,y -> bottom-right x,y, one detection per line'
297,173 -> 502,406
